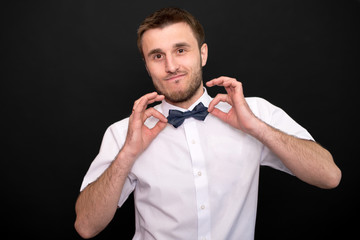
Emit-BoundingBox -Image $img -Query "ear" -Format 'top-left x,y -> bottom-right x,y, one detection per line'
200,43 -> 208,67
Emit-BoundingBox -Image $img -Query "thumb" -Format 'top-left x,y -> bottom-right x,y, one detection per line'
209,107 -> 229,123
145,120 -> 167,143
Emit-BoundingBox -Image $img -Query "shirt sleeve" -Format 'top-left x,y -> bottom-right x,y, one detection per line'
247,97 -> 314,174
79,118 -> 136,207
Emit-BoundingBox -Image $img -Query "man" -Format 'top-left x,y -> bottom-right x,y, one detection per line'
75,7 -> 341,240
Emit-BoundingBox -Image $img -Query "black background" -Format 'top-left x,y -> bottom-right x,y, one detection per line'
3,0 -> 359,239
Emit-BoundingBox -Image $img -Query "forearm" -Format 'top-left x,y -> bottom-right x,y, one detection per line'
253,120 -> 341,189
206,77 -> 341,188
74,150 -> 134,238
74,93 -> 166,238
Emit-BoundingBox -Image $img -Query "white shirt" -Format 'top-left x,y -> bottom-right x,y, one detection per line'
80,89 -> 313,240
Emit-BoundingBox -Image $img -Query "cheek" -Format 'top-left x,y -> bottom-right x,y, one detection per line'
147,63 -> 164,78
186,57 -> 202,76
146,65 -> 166,89
188,53 -> 202,69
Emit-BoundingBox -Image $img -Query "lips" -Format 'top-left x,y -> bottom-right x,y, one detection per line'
165,73 -> 187,81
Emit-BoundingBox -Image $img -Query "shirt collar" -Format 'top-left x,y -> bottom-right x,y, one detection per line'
161,88 -> 212,117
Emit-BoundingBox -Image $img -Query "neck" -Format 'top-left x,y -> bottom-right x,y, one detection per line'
166,85 -> 204,109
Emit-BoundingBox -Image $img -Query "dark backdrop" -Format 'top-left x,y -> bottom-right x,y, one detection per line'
3,0 -> 359,239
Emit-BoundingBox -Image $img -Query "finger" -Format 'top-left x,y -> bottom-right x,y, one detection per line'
207,77 -> 242,95
143,107 -> 168,123
133,92 -> 156,112
209,107 -> 229,123
133,92 -> 164,113
208,93 -> 231,112
131,93 -> 155,124
216,80 -> 244,100
145,93 -> 165,105
142,119 -> 167,145
150,120 -> 167,137
206,77 -> 224,87
206,76 -> 234,87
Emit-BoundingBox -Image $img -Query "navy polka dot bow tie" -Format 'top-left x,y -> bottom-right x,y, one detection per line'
167,102 -> 209,128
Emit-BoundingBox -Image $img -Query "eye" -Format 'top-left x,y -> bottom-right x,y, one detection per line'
153,53 -> 163,60
177,48 -> 185,54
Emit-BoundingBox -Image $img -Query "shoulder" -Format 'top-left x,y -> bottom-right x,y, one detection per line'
245,97 -> 282,123
109,117 -> 129,133
213,96 -> 275,115
246,97 -> 276,112
101,117 -> 129,148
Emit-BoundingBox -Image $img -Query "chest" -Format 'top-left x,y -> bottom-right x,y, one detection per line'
131,116 -> 263,196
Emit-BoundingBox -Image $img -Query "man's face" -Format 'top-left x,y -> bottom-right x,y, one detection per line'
141,22 -> 208,105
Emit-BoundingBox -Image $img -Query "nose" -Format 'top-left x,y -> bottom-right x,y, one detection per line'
165,55 -> 179,73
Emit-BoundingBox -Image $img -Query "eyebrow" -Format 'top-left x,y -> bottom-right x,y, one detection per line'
147,48 -> 163,58
147,42 -> 191,58
174,42 -> 191,49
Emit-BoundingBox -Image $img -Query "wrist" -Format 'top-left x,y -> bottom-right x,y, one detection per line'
245,117 -> 269,140
114,146 -> 138,171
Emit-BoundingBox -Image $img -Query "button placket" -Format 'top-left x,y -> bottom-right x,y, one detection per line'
183,120 -> 211,240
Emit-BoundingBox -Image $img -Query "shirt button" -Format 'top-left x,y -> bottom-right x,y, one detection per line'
197,171 -> 202,176
201,204 -> 205,210
191,139 -> 196,144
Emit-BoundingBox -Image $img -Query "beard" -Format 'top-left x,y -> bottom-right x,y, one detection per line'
152,65 -> 203,104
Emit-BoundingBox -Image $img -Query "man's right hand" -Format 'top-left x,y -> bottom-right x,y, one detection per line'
75,92 -> 167,239
122,92 -> 168,161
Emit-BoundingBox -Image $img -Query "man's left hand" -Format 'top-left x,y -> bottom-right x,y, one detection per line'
206,76 -> 262,137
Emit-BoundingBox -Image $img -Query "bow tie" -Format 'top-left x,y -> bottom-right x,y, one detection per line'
167,102 -> 209,128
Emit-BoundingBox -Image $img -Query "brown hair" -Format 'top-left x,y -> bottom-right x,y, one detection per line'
137,7 -> 205,58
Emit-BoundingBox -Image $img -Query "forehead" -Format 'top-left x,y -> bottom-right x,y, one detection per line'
141,22 -> 198,54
